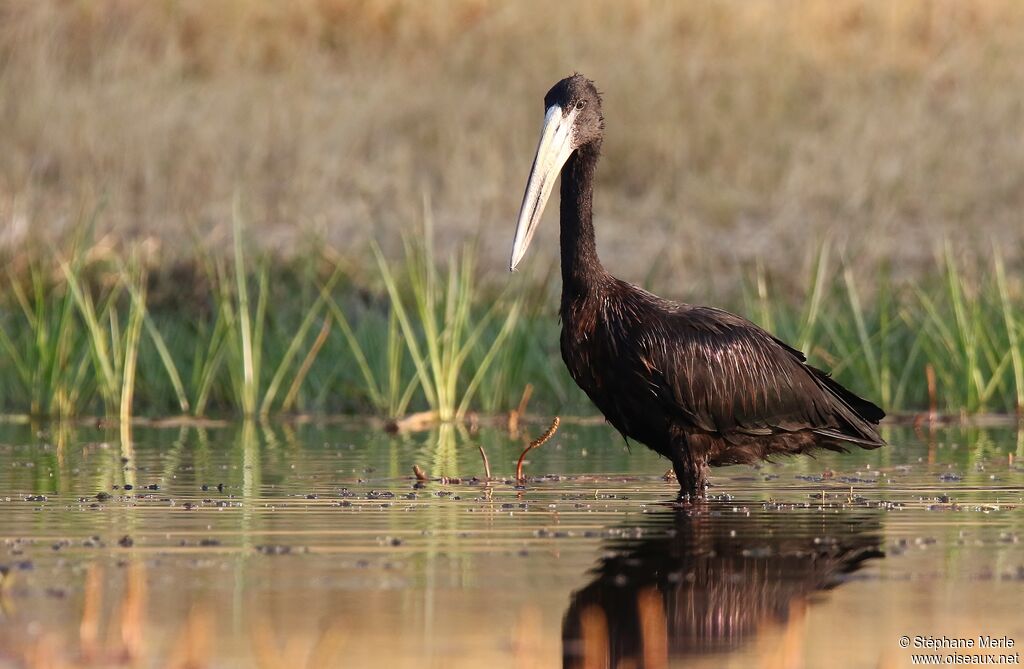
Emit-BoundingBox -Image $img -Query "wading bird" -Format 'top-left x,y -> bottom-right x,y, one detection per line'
509,75 -> 885,499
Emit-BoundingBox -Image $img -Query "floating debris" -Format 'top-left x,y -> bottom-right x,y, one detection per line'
255,545 -> 299,556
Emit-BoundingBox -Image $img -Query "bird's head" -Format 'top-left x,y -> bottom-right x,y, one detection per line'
510,74 -> 604,271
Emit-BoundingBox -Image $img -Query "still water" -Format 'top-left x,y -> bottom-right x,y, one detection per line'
0,420 -> 1022,668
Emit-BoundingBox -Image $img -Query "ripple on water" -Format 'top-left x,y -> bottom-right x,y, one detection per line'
0,422 -> 1022,667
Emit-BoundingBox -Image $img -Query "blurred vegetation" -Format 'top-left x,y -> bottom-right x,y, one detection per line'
0,1 -> 1022,419
0,220 -> 1021,419
1,0 -> 1023,297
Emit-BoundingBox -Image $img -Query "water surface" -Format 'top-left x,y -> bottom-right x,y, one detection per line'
1,421 -> 1022,668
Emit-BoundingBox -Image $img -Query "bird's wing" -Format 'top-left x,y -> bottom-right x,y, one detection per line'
630,304 -> 883,444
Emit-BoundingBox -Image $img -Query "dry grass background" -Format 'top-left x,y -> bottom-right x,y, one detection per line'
1,0 -> 1023,297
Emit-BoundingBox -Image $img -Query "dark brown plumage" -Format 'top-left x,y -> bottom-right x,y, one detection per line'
510,74 -> 885,499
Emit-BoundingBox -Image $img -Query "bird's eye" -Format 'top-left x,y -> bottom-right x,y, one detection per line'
575,100 -> 586,111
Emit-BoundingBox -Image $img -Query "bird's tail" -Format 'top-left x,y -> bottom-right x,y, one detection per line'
809,366 -> 886,448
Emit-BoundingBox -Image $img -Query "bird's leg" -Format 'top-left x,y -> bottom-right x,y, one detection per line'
671,456 -> 708,502
694,463 -> 709,496
673,468 -> 695,502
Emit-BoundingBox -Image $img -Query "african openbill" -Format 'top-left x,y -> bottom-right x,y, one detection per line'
509,75 -> 885,498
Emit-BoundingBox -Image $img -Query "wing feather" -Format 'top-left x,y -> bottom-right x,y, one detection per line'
629,303 -> 884,446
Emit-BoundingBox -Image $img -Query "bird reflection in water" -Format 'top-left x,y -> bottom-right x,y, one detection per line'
562,507 -> 883,668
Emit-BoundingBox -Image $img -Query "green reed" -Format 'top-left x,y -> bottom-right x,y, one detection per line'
0,258 -> 92,417
210,207 -> 343,418
0,231 -> 1021,420
0,228 -> 184,419
371,213 -> 522,422
60,258 -> 147,421
746,244 -> 1023,416
323,289 -> 420,419
994,249 -> 1024,411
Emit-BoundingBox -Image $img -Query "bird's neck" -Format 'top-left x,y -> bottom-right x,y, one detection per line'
560,141 -> 606,297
